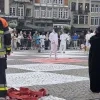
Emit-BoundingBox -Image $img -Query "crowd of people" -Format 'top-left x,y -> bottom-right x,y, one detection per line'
10,26 -> 100,93
10,28 -> 96,53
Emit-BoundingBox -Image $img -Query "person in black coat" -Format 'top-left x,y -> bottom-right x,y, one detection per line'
89,26 -> 100,93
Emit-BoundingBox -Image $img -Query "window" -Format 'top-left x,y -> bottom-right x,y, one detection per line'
95,17 -> 99,25
53,0 -> 57,4
41,8 -> 46,18
71,2 -> 76,11
79,16 -> 84,24
78,3 -> 83,14
63,8 -> 68,19
85,3 -> 89,12
91,17 -> 99,25
41,0 -> 46,3
73,15 -> 78,24
10,7 -> 16,16
91,17 -> 95,25
59,8 -> 63,19
85,16 -> 88,24
91,4 -> 95,12
99,18 -> 100,25
18,7 -> 24,16
47,8 -> 52,18
26,8 -> 32,17
47,0 -> 52,4
35,7 -> 40,18
59,0 -> 63,4
53,8 -> 58,18
95,5 -> 99,12
99,5 -> 100,12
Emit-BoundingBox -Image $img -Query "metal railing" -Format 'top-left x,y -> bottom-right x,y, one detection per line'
11,38 -> 85,50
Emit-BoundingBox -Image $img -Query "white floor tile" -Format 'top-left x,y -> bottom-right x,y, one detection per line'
7,72 -> 89,87
7,64 -> 87,72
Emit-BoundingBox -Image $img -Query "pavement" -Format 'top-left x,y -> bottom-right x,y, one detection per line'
6,50 -> 100,100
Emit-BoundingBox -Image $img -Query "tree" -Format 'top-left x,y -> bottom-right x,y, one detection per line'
70,25 -> 75,35
63,27 -> 70,33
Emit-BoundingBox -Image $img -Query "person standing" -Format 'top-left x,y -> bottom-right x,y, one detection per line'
60,31 -> 69,53
89,26 -> 100,93
49,28 -> 58,59
27,32 -> 32,50
40,32 -> 45,52
72,33 -> 79,49
45,32 -> 49,50
85,31 -> 91,51
11,31 -> 14,52
13,32 -> 17,50
0,17 -> 11,98
23,31 -> 27,50
79,33 -> 85,49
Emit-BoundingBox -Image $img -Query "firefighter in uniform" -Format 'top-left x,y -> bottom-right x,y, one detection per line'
0,17 -> 11,98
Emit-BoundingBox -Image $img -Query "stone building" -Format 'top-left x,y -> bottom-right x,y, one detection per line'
69,0 -> 91,33
90,0 -> 100,30
9,0 -> 70,31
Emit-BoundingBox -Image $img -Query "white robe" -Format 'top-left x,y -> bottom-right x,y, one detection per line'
60,33 -> 69,52
49,31 -> 58,55
85,33 -> 91,48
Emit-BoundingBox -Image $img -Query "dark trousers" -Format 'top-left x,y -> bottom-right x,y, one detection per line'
0,58 -> 7,97
45,40 -> 49,50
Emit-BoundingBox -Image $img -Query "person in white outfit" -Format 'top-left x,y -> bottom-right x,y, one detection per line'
17,33 -> 22,50
85,30 -> 92,51
49,28 -> 58,59
60,31 -> 69,53
90,30 -> 95,38
40,33 -> 45,52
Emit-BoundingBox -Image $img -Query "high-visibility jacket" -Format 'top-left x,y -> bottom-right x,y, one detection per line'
0,17 -> 8,28
0,17 -> 11,97
0,17 -> 11,56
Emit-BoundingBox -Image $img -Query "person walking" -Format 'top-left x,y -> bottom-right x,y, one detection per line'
60,30 -> 69,53
89,26 -> 100,93
49,28 -> 58,59
0,17 -> 11,99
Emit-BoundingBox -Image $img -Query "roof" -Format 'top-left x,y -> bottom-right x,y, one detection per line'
91,0 -> 100,2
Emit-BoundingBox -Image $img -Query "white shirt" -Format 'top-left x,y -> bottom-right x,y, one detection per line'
60,33 -> 69,43
49,31 -> 58,45
17,35 -> 21,44
40,35 -> 45,45
90,32 -> 95,38
85,33 -> 91,42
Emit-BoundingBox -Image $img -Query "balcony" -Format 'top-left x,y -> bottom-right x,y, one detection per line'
84,10 -> 90,14
72,10 -> 78,14
73,10 -> 90,15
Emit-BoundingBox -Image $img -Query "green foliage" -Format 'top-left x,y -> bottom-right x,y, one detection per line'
63,27 -> 70,33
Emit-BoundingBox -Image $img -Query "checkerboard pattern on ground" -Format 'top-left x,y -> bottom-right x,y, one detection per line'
7,50 -> 100,100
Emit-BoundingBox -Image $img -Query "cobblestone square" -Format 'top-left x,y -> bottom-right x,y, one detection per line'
6,50 -> 100,100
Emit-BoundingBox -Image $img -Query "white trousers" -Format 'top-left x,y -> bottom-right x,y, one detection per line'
50,43 -> 57,58
60,42 -> 66,52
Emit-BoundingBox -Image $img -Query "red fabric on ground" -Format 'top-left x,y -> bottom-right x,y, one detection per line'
24,58 -> 87,64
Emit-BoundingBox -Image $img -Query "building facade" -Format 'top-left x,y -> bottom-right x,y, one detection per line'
0,0 -> 9,15
33,0 -> 70,31
90,0 -> 100,30
9,0 -> 70,31
69,0 -> 91,33
0,0 -> 4,14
